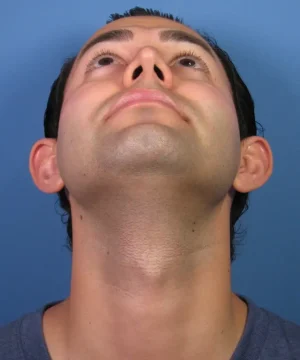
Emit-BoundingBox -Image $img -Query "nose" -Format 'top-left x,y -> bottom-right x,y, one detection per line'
122,47 -> 173,89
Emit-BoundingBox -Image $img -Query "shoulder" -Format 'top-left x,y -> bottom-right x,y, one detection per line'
235,295 -> 300,359
0,315 -> 26,359
263,307 -> 300,355
0,308 -> 48,360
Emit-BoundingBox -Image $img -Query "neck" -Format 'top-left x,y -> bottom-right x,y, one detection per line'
43,184 -> 247,360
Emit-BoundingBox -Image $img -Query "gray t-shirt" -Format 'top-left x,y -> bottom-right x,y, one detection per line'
1,295 -> 300,359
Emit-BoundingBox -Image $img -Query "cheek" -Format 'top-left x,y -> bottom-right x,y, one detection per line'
56,83 -> 117,167
178,82 -> 241,166
179,82 -> 239,135
60,82 -> 115,124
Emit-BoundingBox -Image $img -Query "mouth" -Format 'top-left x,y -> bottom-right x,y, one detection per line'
104,89 -> 188,123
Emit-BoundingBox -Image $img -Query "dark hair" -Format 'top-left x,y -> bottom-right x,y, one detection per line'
44,6 -> 264,262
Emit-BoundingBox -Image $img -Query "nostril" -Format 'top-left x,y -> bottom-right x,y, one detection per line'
154,65 -> 164,81
131,65 -> 165,81
132,66 -> 143,80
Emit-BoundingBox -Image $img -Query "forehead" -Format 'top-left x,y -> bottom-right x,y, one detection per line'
79,16 -> 213,54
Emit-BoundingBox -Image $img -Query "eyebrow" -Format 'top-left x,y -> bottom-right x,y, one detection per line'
77,29 -> 216,61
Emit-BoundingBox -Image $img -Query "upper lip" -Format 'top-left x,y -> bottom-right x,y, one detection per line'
104,89 -> 186,122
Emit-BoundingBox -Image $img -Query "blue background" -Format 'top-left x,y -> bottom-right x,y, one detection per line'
0,0 -> 299,326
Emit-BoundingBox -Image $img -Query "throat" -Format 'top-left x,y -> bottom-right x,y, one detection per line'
46,274 -> 243,360
64,242 -> 237,360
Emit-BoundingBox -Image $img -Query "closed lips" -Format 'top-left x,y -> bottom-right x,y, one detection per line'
105,89 -> 184,121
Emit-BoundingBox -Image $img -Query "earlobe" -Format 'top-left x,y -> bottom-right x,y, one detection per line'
29,138 -> 64,193
233,136 -> 273,193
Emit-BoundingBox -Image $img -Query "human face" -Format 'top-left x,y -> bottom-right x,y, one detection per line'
56,16 -> 241,207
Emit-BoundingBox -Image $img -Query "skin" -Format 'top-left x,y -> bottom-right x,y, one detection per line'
30,16 -> 273,360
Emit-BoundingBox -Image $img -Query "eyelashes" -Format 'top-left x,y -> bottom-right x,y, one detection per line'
85,48 -> 210,74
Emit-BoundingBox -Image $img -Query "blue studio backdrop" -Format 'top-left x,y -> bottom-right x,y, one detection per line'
0,0 -> 299,325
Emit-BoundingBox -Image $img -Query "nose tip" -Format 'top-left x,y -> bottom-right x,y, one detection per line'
123,47 -> 173,89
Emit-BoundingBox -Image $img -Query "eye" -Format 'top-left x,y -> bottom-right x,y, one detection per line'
171,50 -> 209,72
85,50 -> 122,73
179,58 -> 198,68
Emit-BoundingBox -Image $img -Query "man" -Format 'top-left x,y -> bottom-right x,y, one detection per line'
1,6 -> 299,360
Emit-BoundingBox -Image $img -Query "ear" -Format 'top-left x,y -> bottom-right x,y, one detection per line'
29,138 -> 64,193
233,136 -> 273,193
